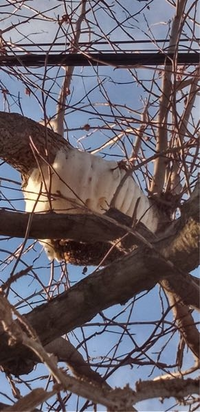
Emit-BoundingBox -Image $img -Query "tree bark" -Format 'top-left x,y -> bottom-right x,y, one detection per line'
0,111 -> 199,375
0,191 -> 199,372
0,111 -> 68,180
0,247 -> 183,371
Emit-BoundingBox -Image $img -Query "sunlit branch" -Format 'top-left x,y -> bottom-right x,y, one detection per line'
53,0 -> 87,137
150,0 -> 188,196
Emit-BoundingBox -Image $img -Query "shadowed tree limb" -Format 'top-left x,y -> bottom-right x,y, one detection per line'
0,295 -> 135,412
0,111 -> 199,376
0,296 -> 199,411
150,0 -> 188,195
163,289 -> 200,360
0,178 -> 199,308
0,111 -> 68,179
134,377 -> 200,403
45,337 -> 109,385
0,214 -> 199,373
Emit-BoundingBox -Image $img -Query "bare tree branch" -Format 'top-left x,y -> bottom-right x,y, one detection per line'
1,295 -> 199,411
0,112 -> 68,179
168,292 -> 200,360
45,337 -> 108,385
3,388 -> 57,412
0,217 -> 199,372
150,0 -> 188,195
52,0 -> 87,137
134,377 -> 200,403
0,295 -> 136,412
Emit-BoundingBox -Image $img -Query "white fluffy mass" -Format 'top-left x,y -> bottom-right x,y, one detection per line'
24,147 -> 158,259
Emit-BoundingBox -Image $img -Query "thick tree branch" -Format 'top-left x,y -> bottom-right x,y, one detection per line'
0,247 -> 186,368
0,295 -> 134,412
0,208 -> 152,244
0,175 -> 199,271
0,180 -> 199,372
159,177 -> 199,273
0,234 -> 199,372
45,337 -> 107,385
163,289 -> 200,360
0,178 -> 199,307
150,0 -> 187,195
134,377 -> 200,403
1,294 -> 199,410
0,112 -> 199,376
3,388 -> 57,412
0,111 -> 68,178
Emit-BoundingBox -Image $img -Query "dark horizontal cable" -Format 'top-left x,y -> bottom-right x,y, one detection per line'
6,48 -> 199,55
0,52 -> 199,67
10,38 -> 200,48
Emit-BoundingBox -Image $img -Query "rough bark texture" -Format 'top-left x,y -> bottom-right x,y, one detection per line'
0,187 -> 199,373
0,208 -> 156,265
0,247 -> 181,371
134,377 -> 200,403
0,111 -> 68,180
0,111 -> 161,265
0,111 -> 199,376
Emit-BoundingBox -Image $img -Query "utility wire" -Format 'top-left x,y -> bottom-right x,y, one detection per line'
0,52 -> 199,67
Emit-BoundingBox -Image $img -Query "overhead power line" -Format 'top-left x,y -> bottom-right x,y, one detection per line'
0,52 -> 199,67
7,37 -> 200,52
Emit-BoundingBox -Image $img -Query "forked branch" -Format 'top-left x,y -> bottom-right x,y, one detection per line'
150,0 -> 188,196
